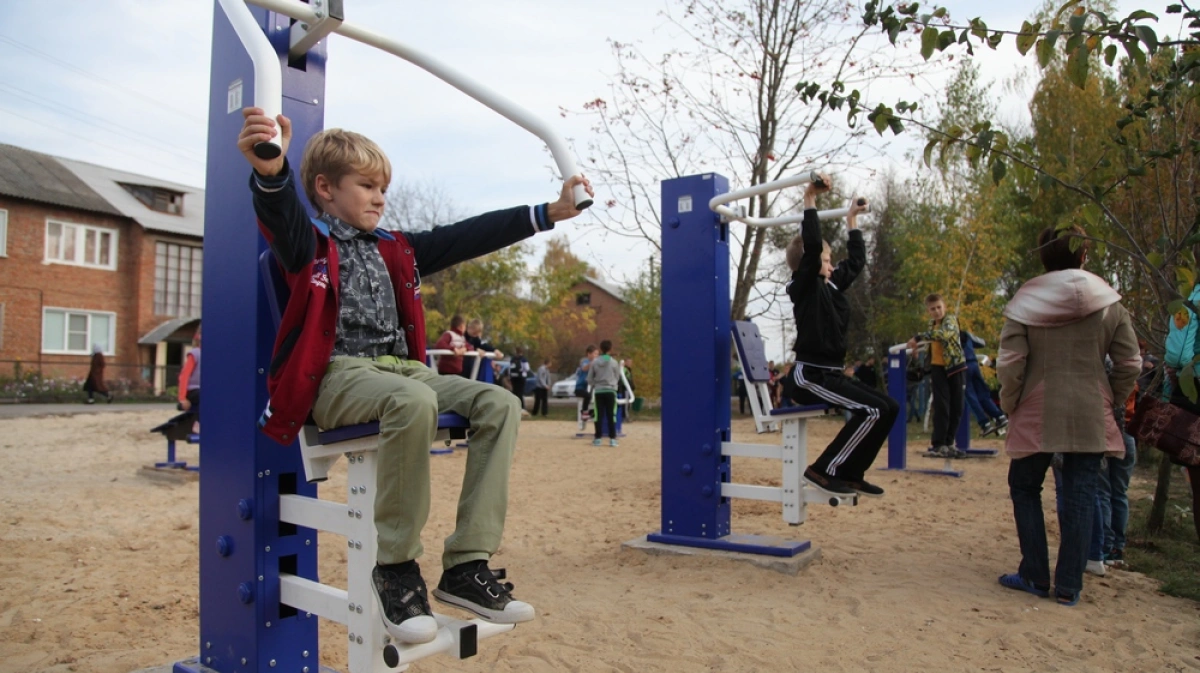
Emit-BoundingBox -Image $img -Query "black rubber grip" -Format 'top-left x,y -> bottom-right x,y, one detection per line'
254,142 -> 282,160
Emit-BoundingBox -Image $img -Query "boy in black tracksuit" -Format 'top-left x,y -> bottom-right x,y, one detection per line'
783,176 -> 898,498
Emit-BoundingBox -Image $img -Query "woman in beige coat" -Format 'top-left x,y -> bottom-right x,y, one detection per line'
995,225 -> 1140,606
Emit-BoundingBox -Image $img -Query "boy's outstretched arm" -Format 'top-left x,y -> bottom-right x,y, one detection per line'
790,173 -> 832,291
409,175 -> 593,276
831,198 -> 868,290
238,107 -> 315,273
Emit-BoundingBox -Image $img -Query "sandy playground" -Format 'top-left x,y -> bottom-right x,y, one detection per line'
0,408 -> 1198,673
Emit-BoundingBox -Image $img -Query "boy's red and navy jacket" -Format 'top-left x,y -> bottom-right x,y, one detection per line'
251,163 -> 556,444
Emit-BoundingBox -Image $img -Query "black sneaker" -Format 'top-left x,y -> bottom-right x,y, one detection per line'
844,478 -> 885,498
981,420 -> 997,436
433,561 -> 535,624
803,466 -> 856,496
372,562 -> 437,644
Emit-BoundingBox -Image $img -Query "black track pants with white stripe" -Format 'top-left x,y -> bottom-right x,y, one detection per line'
790,363 -> 900,480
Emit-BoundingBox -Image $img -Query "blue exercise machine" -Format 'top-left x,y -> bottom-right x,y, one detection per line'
180,0 -> 588,671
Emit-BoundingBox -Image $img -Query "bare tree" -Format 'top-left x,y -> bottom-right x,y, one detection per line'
379,178 -> 467,233
574,0 -> 920,320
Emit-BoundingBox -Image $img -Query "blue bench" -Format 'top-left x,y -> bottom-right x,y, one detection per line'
148,410 -> 200,472
259,250 -> 470,482
728,321 -> 855,523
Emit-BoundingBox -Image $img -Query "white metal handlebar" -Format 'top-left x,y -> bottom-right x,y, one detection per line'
218,0 -> 593,210
708,170 -> 869,227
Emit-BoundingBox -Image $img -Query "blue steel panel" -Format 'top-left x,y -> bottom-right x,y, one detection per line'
955,401 -> 971,450
182,4 -> 327,672
654,175 -> 731,542
648,532 -> 811,557
885,350 -> 908,470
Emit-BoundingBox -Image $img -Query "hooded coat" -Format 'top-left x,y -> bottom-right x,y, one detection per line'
997,269 -> 1141,458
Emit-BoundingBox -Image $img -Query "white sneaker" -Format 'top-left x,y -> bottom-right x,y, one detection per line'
1085,559 -> 1107,577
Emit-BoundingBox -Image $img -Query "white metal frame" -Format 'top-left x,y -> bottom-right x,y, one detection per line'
425,349 -> 494,382
280,448 -> 513,673
217,0 -> 592,209
728,326 -> 857,524
709,171 -> 869,228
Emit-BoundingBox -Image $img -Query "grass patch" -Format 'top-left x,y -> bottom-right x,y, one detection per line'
1125,451 -> 1200,602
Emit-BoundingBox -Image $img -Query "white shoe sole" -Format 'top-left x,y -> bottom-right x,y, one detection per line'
432,589 -> 535,624
381,614 -> 437,644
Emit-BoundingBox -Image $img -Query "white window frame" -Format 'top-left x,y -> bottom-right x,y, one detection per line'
44,219 -> 119,270
41,307 -> 116,356
0,208 -> 8,257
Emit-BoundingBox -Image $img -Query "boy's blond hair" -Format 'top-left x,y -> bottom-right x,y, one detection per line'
785,234 -> 831,272
300,128 -> 392,213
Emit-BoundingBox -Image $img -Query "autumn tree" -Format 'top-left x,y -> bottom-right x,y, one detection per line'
576,0 -> 919,323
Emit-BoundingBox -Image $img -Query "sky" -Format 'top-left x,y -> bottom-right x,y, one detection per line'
0,0 -> 1182,358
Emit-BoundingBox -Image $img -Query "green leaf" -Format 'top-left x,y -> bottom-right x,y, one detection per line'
991,159 -> 1007,184
1134,24 -> 1159,53
1036,32 -> 1061,68
1104,43 -> 1118,66
1181,365 -> 1197,402
921,26 -> 939,60
1148,251 -> 1165,267
1126,9 -> 1159,21
888,117 -> 905,134
1068,236 -> 1083,253
987,31 -> 1003,49
923,138 -> 939,167
1123,39 -> 1146,65
1082,203 -> 1102,225
937,29 -> 956,51
1178,266 -> 1197,288
872,112 -> 889,136
1068,12 -> 1086,33
1066,44 -> 1091,88
932,7 -> 947,18
1166,4 -> 1182,14
1168,299 -> 1187,315
1016,21 -> 1039,54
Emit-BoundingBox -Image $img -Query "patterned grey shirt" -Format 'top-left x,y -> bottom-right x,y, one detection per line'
324,215 -> 408,359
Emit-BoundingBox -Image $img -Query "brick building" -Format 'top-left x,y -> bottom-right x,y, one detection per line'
565,276 -> 627,358
0,143 -> 203,391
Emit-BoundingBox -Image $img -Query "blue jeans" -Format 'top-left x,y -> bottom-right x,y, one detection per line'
1097,434 -> 1137,553
906,378 -> 928,423
964,361 -> 1003,427
1011,453 -> 1102,596
1053,465 -> 1107,563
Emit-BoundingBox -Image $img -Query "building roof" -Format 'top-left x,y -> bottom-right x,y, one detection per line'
0,143 -> 204,239
579,276 -> 626,303
58,156 -> 204,239
139,316 -> 201,345
0,143 -> 122,217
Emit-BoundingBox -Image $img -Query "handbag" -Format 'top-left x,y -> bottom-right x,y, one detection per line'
1127,394 -> 1200,466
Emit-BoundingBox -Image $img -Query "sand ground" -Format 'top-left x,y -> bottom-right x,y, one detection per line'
1,409 -> 1197,673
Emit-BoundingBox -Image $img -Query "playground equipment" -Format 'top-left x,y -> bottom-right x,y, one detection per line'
642,173 -> 858,559
883,343 -> 998,478
183,0 -> 587,670
146,411 -> 200,474
573,368 -> 635,438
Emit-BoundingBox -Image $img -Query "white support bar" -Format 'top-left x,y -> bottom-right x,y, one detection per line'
804,488 -> 859,507
279,494 -> 354,537
426,348 -> 494,381
721,483 -> 783,503
288,0 -> 342,59
768,407 -> 829,420
280,573 -> 349,625
230,0 -> 592,209
386,615 -> 515,668
708,171 -> 859,227
216,0 -> 284,158
721,441 -> 783,460
781,419 -> 805,525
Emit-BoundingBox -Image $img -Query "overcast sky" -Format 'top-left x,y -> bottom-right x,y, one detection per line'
0,0 -> 1179,357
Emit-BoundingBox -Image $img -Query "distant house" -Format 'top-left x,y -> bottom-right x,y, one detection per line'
0,143 -> 202,391
566,275 -> 627,357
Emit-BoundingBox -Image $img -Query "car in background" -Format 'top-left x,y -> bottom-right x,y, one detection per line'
551,378 -> 576,398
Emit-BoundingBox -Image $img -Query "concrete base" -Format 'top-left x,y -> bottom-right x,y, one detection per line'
138,465 -> 200,483
132,661 -> 339,673
622,535 -> 821,575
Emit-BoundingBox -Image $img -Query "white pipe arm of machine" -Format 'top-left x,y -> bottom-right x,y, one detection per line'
708,170 -> 869,227
217,0 -> 593,210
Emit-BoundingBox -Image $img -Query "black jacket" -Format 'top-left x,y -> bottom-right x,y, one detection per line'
788,208 -> 866,368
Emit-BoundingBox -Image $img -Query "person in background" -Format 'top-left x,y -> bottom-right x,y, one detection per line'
587,340 -> 622,447
464,318 -> 503,380
908,294 -> 967,458
996,225 -> 1139,607
84,344 -> 113,404
509,348 -> 530,408
575,345 -> 598,422
531,358 -> 552,417
178,327 -> 202,425
434,315 -> 470,376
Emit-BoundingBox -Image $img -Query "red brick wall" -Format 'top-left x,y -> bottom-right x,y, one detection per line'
564,279 -> 626,360
0,196 -> 200,382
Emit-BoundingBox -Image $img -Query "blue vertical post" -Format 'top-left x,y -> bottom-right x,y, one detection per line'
955,400 -> 971,450
177,5 -> 327,672
886,348 -> 908,470
646,174 -> 808,557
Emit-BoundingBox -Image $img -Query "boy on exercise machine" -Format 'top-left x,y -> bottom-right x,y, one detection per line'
239,108 -> 592,644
